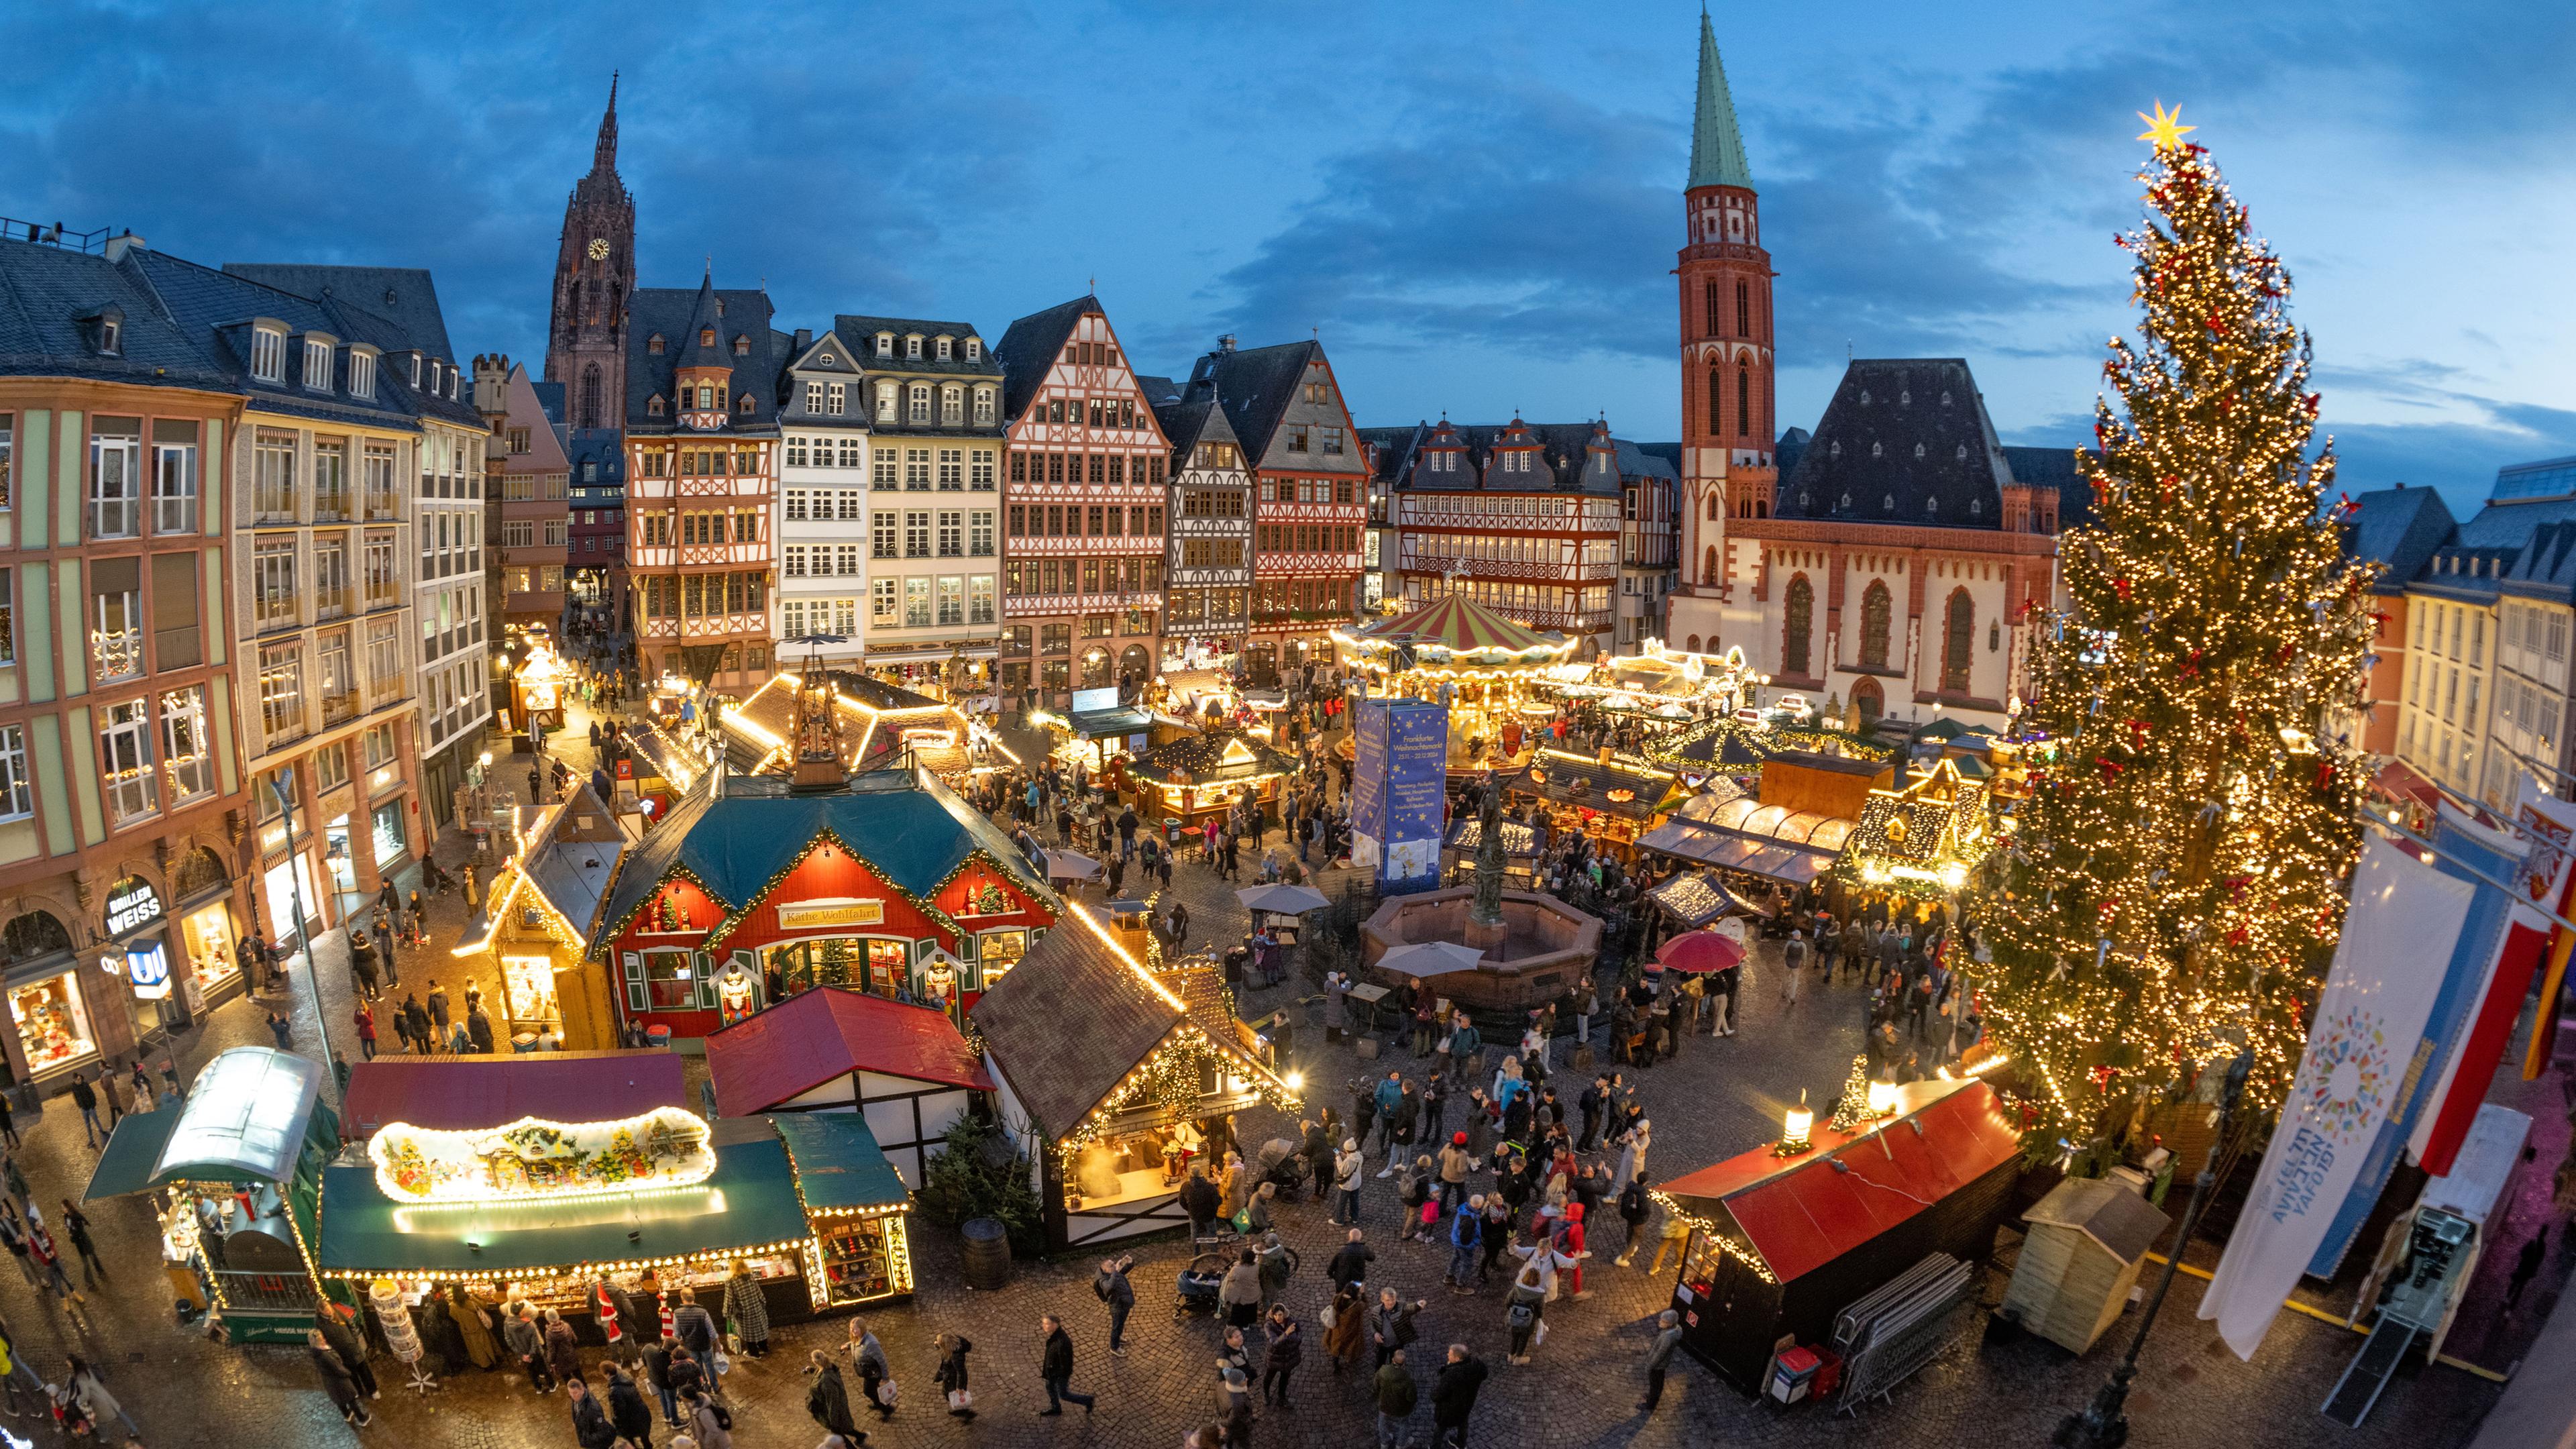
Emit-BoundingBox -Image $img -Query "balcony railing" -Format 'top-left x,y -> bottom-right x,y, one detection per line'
315,589 -> 351,622
313,488 -> 352,523
364,490 -> 399,522
321,691 -> 360,727
255,486 -> 297,524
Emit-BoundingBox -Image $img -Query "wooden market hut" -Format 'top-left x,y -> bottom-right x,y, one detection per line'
1656,1078 -> 2023,1389
704,985 -> 996,1188
1840,757 -> 1995,896
1125,731 -> 1299,833
971,902 -> 1299,1252
2001,1177 -> 2170,1354
1503,748 -> 1692,858
449,787 -> 631,1050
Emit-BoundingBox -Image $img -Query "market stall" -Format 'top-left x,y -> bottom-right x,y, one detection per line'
509,637 -> 572,735
1441,811 -> 1538,888
704,985 -> 996,1189
84,1046 -> 336,1344
1502,748 -> 1692,859
1126,731 -> 1298,834
1835,757 -> 1996,904
448,786 -> 630,1049
316,1056 -> 914,1330
1646,870 -> 1755,930
973,903 -> 1299,1252
1653,1077 -> 2023,1391
1334,596 -> 1578,775
616,720 -> 709,821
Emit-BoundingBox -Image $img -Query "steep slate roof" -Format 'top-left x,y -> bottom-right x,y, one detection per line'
220,264 -> 458,361
1633,441 -> 1686,479
1772,426 -> 1811,480
568,427 -> 626,484
1687,10 -> 1754,190
1133,374 -> 1183,409
2457,497 -> 2576,550
1998,444 -> 2097,529
1150,388 -> 1242,469
0,237 -> 233,388
826,315 -> 998,376
971,910 -> 1184,1138
1617,439 -> 1678,482
1364,419 -> 1629,495
623,277 -> 780,434
1189,339 -> 1322,460
2502,520 -> 2576,604
2342,484 -> 2458,596
1776,359 -> 2017,530
593,765 -> 1057,952
994,294 -> 1097,421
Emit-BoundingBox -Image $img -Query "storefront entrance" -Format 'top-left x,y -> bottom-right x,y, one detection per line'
263,849 -> 323,945
766,937 -> 912,1000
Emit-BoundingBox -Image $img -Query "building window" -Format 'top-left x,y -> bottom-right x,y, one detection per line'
905,449 -> 930,489
872,512 -> 897,559
908,385 -> 930,424
99,698 -> 156,824
303,338 -> 333,390
938,449 -> 963,489
905,335 -> 922,360
0,724 -> 27,820
971,511 -> 996,556
783,545 -> 807,578
970,574 -> 996,625
941,386 -> 963,426
91,558 -> 144,682
160,686 -> 211,805
250,327 -> 286,382
89,417 -> 142,539
871,577 -> 897,622
1859,580 -> 1892,669
1781,574 -> 1813,678
1941,588 -> 1975,694
905,511 -> 930,558
904,577 -> 932,627
350,349 -> 376,400
938,576 -> 964,627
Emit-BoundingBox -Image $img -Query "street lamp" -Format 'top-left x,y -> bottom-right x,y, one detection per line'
2051,1049 -> 2253,1449
268,775 -> 344,1097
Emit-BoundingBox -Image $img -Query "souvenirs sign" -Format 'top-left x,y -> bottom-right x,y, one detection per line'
368,1106 -> 716,1203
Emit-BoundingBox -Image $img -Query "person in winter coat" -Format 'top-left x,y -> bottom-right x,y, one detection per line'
666,1346 -> 708,1410
543,1309 -> 584,1387
446,1285 -> 500,1371
1327,1228 -> 1375,1295
605,1362 -> 656,1449
806,1352 -> 866,1440
353,1004 -> 378,1060
1431,1344 -> 1489,1447
466,1002 -> 497,1054
1374,1347 -> 1418,1447
1036,1314 -> 1094,1415
721,1260 -> 769,1357
1555,1202 -> 1594,1299
1260,1305 -> 1303,1407
566,1379 -> 616,1449
1333,1140 -> 1365,1226
847,1318 -> 894,1420
308,1329 -> 372,1427
1368,1289 -> 1426,1371
502,1303 -> 552,1392
65,1356 -> 136,1440
1218,1247 -> 1265,1329
1255,1232 -> 1293,1304
1445,1195 -> 1485,1291
1615,1173 -> 1655,1267
1436,1132 -> 1474,1212
1218,1366 -> 1254,1444
683,1387 -> 732,1449
317,1302 -> 378,1399
1093,1255 -> 1136,1354
1322,1282 -> 1367,1371
1613,1115 -> 1652,1188
933,1333 -> 975,1420
1178,1165 -> 1222,1239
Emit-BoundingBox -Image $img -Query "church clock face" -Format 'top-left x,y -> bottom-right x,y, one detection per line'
588,237 -> 609,260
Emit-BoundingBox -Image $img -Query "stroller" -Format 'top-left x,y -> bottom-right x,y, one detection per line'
1175,1250 -> 1231,1318
1256,1136 -> 1308,1201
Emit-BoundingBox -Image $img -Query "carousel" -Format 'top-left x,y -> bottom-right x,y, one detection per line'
1332,595 -> 1580,777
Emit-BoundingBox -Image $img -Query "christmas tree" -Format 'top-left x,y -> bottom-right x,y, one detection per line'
1976,105 -> 2375,1155
1827,1055 -> 1877,1133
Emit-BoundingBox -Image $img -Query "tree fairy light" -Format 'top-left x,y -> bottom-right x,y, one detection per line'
1974,118 -> 2373,1155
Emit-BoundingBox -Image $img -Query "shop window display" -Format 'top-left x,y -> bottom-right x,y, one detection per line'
182,904 -> 239,992
1069,1118 -> 1216,1212
818,1214 -> 910,1306
767,938 -> 911,998
977,930 -> 1027,987
500,955 -> 561,1031
11,975 -> 95,1075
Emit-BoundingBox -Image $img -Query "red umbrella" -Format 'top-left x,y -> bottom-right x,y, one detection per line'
1656,930 -> 1745,974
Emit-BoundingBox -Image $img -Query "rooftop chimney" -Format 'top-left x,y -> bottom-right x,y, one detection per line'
794,327 -> 812,352
1218,334 -> 1236,353
103,231 -> 145,263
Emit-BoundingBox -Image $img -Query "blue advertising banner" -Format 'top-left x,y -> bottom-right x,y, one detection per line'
1351,699 -> 1448,895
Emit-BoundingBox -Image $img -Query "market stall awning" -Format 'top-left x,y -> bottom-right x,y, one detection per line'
1646,872 -> 1752,928
316,1134 -> 815,1279
1064,706 -> 1157,739
768,1112 -> 912,1214
1507,749 -> 1688,822
83,1107 -> 181,1202
706,986 -> 994,1116
2373,757 -> 2440,811
1127,733 -> 1297,790
159,1047 -> 325,1183
1662,1079 -> 2021,1284
341,1051 -> 687,1141
1444,814 -> 1537,857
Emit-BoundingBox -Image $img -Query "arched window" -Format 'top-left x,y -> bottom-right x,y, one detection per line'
1705,494 -> 1720,522
1852,676 -> 1884,727
579,363 -> 602,431
1782,574 -> 1813,677
1860,579 -> 1892,668
1735,280 -> 1750,337
1686,635 -> 1701,653
1701,545 -> 1718,585
1706,365 -> 1722,434
1737,368 -> 1751,437
1703,281 -> 1720,339
2,910 -> 72,965
1941,588 -> 1975,694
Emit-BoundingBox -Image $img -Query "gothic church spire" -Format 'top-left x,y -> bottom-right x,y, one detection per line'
593,71 -> 620,174
1687,11 -> 1752,190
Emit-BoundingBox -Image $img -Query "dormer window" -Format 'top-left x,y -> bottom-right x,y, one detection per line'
648,333 -> 665,355
875,333 -> 894,357
736,393 -> 755,416
89,305 -> 123,356
249,326 -> 286,383
409,352 -> 421,386
733,335 -> 750,357
936,336 -> 953,362
649,395 -> 665,417
303,338 -> 333,390
905,335 -> 923,360
349,348 -> 376,400
965,337 -> 982,362
1900,390 -> 1911,405
1956,444 -> 1968,462
1870,441 -> 1882,458
1970,496 -> 1982,517
700,328 -> 716,347
1915,443 -> 1927,460
1925,496 -> 1937,514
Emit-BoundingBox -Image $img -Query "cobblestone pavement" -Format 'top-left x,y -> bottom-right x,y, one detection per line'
0,693 -> 2522,1448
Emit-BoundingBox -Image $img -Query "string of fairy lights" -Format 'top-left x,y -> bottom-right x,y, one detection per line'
1974,107 -> 2375,1152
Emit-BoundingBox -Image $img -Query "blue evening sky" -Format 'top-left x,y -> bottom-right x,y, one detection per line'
4,1 -> 2569,512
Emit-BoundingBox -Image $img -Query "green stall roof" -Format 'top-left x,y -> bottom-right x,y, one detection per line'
83,1107 -> 181,1202
769,1113 -> 910,1213
317,1136 -> 815,1279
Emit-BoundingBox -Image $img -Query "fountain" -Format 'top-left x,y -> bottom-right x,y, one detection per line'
1360,787 -> 1603,1016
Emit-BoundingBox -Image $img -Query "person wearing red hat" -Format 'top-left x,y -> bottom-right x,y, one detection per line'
1436,1133 -> 1474,1214
1554,1204 -> 1593,1301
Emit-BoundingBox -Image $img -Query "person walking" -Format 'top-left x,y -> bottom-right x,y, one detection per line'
1323,1281 -> 1367,1372
25,1220 -> 78,1303
1036,1313 -> 1094,1416
806,1350 -> 867,1441
933,1332 -> 975,1420
1781,929 -> 1807,1003
542,1309 -> 582,1391
683,1386 -> 732,1449
1429,1344 -> 1488,1449
847,1318 -> 894,1420
1328,1228 -> 1375,1296
317,1301 -> 378,1401
1614,1116 -> 1652,1189
1444,1195 -> 1485,1293
642,1338 -> 678,1426
56,1202 -> 101,1287
1373,1347 -> 1417,1449
566,1379 -> 616,1449
1260,1304 -> 1303,1407
1334,1138 -> 1365,1225
1093,1254 -> 1136,1355
605,1361 -> 656,1449
1218,1366 -> 1254,1444
1368,1289 -> 1427,1371
504,1303 -> 553,1393
309,1328 -> 374,1428
65,1355 -> 137,1441
68,1075 -> 101,1149
1615,1173 -> 1655,1267
354,1002 -> 379,1061
1638,1309 -> 1684,1411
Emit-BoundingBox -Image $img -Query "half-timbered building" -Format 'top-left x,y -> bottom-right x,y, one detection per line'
996,297 -> 1169,704
624,276 -> 781,694
1142,377 -> 1253,669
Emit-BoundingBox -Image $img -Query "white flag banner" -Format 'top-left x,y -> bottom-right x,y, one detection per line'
2198,834 -> 2475,1360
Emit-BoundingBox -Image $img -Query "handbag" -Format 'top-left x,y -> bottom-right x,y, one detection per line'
1319,1303 -> 1337,1330
1532,1318 -> 1549,1349
876,1381 -> 899,1408
947,1389 -> 973,1411
710,1349 -> 731,1376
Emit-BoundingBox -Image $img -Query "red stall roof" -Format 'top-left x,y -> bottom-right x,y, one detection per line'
339,1052 -> 688,1141
1660,1078 -> 2021,1284
704,987 -> 995,1115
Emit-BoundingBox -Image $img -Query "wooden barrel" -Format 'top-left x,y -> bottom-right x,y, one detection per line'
959,1217 -> 1011,1289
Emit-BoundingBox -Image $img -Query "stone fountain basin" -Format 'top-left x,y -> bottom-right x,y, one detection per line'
1360,885 -> 1603,1018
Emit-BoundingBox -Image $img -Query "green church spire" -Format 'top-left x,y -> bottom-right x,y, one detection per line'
1687,9 -> 1753,191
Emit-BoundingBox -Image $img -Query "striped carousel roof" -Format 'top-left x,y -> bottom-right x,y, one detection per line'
1352,595 -> 1570,659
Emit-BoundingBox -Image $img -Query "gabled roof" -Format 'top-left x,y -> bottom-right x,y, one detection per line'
1777,359 -> 2028,530
1687,10 -> 1754,190
2023,1177 -> 2168,1266
705,986 -> 994,1114
2342,484 -> 2458,595
0,237 -> 233,388
994,294 -> 1099,421
826,315 -> 1001,381
1998,445 -> 2097,529
338,1051 -> 686,1140
221,264 -> 457,361
498,364 -> 574,472
1134,373 -> 1183,408
1617,439 -> 1678,483
2504,520 -> 2576,602
1366,418 -> 1625,495
971,907 -> 1189,1137
593,765 -> 1059,953
624,279 -> 779,433
1661,1079 -> 2021,1283
1191,339 -> 1321,462
1151,386 -> 1243,470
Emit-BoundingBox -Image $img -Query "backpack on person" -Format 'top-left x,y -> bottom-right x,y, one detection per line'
1507,1301 -> 1536,1330
710,1402 -> 734,1431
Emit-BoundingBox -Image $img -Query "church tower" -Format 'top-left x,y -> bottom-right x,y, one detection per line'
545,74 -> 637,432
1666,12 -> 1774,653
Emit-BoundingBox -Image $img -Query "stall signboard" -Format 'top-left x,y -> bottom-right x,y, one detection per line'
1351,699 -> 1448,896
368,1106 -> 717,1203
778,898 -> 887,930
1070,687 -> 1119,714
105,879 -> 163,937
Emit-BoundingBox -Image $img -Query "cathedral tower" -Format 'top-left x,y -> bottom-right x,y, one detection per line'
1666,12 -> 1774,651
545,73 -> 637,432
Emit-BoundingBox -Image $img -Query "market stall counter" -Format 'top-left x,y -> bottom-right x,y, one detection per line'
84,1046 -> 337,1344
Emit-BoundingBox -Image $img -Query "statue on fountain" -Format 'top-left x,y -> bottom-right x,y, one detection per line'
1470,784 -> 1505,929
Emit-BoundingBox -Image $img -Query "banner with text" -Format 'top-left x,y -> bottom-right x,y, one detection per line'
1349,698 -> 1447,895
2199,834 -> 2474,1360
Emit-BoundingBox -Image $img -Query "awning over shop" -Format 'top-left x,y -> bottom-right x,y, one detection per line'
771,1112 -> 912,1214
705,987 -> 991,1117
1064,706 -> 1157,739
2373,757 -> 2440,811
1506,750 -> 1689,822
1635,820 -> 1836,883
159,1047 -> 326,1183
83,1107 -> 181,1201
1444,814 -> 1538,857
1646,872 -> 1754,927
317,1133 -> 814,1279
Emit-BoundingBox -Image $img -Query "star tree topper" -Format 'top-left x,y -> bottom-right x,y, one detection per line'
2135,100 -> 2196,152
